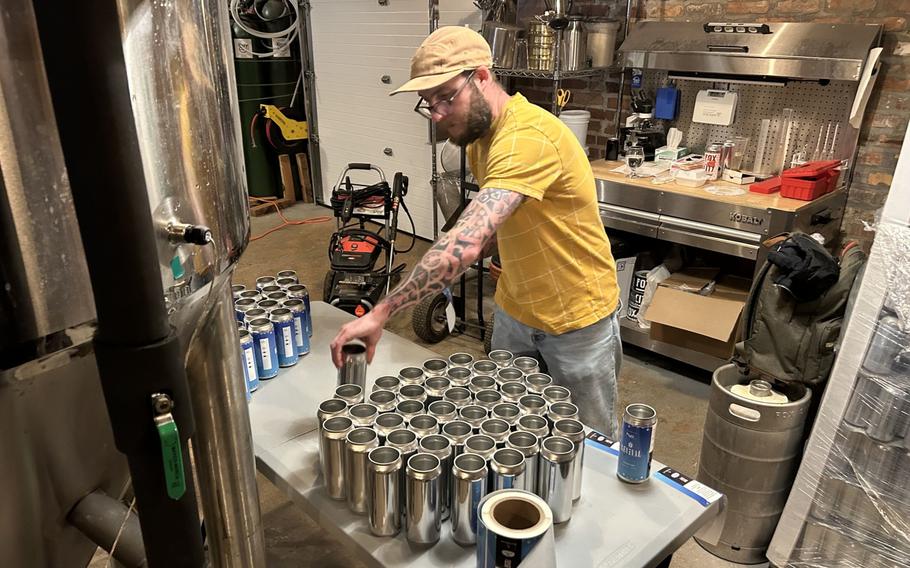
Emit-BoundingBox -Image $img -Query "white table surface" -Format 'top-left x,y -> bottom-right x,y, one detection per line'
249,302 -> 723,568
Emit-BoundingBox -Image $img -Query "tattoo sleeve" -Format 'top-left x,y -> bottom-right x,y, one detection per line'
378,187 -> 525,314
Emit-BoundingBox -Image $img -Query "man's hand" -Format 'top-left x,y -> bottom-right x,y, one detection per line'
330,304 -> 390,368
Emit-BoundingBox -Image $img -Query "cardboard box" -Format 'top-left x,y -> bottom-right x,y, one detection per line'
613,256 -> 637,319
643,271 -> 751,359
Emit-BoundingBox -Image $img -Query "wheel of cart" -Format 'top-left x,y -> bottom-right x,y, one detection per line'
412,292 -> 451,343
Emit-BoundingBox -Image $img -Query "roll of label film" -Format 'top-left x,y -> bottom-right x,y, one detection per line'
476,490 -> 555,568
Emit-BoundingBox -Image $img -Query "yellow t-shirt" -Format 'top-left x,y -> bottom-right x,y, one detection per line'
467,93 -> 618,334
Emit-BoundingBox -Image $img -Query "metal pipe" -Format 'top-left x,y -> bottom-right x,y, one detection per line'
68,491 -> 147,568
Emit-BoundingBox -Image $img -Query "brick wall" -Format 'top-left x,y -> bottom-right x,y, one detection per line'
510,0 -> 910,249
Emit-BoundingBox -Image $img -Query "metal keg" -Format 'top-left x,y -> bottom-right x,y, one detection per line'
694,364 -> 811,564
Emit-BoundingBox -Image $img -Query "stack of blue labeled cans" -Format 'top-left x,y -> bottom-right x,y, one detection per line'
231,269 -> 313,399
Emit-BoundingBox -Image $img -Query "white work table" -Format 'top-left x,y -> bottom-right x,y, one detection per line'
249,302 -> 724,568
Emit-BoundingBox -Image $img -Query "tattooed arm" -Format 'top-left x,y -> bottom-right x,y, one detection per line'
330,187 -> 525,366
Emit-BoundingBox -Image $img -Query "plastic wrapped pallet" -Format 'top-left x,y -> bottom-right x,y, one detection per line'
767,128 -> 910,567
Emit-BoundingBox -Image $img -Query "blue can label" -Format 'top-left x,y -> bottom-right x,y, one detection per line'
241,342 -> 259,393
302,293 -> 312,337
293,313 -> 310,355
252,329 -> 278,379
274,319 -> 298,367
617,421 -> 654,482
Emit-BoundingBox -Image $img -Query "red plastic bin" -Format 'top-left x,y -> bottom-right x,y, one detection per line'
780,161 -> 841,201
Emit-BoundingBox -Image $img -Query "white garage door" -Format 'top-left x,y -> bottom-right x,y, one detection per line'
309,0 -> 480,240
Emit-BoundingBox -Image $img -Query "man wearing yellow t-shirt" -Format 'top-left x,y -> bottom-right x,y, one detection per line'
331,26 -> 622,437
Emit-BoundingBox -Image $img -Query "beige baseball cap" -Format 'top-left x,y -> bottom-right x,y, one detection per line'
390,26 -> 492,95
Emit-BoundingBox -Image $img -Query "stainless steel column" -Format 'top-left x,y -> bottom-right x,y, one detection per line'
406,453 -> 442,544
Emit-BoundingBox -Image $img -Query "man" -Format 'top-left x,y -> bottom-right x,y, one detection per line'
331,26 -> 621,437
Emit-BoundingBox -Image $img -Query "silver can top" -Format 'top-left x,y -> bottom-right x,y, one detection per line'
269,307 -> 293,323
248,318 -> 274,333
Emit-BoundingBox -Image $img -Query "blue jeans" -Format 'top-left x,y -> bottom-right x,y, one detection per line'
491,306 -> 622,439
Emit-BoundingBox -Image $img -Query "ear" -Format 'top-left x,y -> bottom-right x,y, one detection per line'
475,65 -> 494,87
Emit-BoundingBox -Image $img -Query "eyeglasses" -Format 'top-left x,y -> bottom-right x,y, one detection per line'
414,70 -> 476,120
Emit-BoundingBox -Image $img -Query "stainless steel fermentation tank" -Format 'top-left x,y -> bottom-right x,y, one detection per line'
2,0 -> 264,566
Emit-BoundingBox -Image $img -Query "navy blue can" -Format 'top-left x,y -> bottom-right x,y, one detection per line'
287,284 -> 312,337
248,317 -> 279,379
234,298 -> 258,322
617,403 -> 657,483
282,299 -> 310,356
255,276 -> 277,292
270,308 -> 299,367
239,328 -> 260,394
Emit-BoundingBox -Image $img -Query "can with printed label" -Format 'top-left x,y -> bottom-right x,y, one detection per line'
282,298 -> 310,356
617,403 -> 657,483
238,328 -> 259,394
286,284 -> 312,337
270,308 -> 299,367
248,317 -> 279,379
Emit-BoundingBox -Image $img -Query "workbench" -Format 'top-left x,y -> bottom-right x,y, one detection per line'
591,159 -> 849,371
249,302 -> 724,568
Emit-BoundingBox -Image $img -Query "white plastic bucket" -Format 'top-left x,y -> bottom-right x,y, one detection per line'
559,110 -> 591,152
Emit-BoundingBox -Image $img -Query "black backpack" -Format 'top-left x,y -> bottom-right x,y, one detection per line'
735,233 -> 866,387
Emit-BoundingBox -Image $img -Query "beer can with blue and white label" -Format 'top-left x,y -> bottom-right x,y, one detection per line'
282,298 -> 310,355
270,308 -> 299,367
286,284 -> 312,337
234,298 -> 258,322
617,403 -> 657,484
249,317 -> 279,379
239,328 -> 259,394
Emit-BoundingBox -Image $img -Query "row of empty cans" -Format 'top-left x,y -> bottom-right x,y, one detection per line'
842,372 -> 910,444
797,522 -> 904,568
811,476 -> 910,540
861,313 -> 910,377
828,426 -> 910,500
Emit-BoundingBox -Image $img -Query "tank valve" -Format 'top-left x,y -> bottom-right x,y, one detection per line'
167,223 -> 212,245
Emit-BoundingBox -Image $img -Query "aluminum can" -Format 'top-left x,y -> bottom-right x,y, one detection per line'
285,284 -> 312,336
395,399 -> 424,422
349,403 -> 378,428
506,431 -> 540,494
422,358 -> 449,377
512,356 -> 540,375
518,394 -> 547,416
373,412 -> 405,444
275,277 -> 297,289
459,405 -> 489,433
517,414 -> 550,439
538,435 -> 577,523
424,376 -> 452,405
442,420 -> 473,458
334,383 -> 364,406
260,285 -> 283,297
491,403 -> 521,428
367,447 -> 402,536
471,360 -> 498,377
398,366 -> 425,385
443,387 -> 473,408
372,375 -> 400,394
500,382 -> 527,404
496,367 -> 524,387
237,289 -> 262,303
231,284 -> 246,300
317,398 -> 348,439
266,291 -> 289,303
281,299 -> 310,355
525,373 -> 554,394
490,448 -> 526,491
553,419 -> 585,501
451,453 -> 488,545
237,320 -> 246,331
255,275 -> 276,292
406,453 -> 442,544
704,143 -> 723,180
464,434 -> 497,462
447,366 -> 472,387
721,140 -> 735,170
338,340 -> 367,390
409,414 -> 440,439
243,308 -> 268,327
617,403 -> 657,483
270,308 -> 299,367
862,315 -> 910,375
448,352 -> 475,369
428,400 -> 458,425
488,350 -> 514,368
386,429 -> 419,525
475,389 -> 503,410
469,376 -> 496,394
320,416 -> 353,500
399,384 -> 428,405
420,435 -> 454,520
248,317 -> 279,379
234,297 -> 258,322
480,418 -> 511,448
542,385 -> 572,406
238,328 -> 259,394
367,389 -> 397,414
547,402 -> 580,426
257,299 -> 280,312
276,269 -> 299,283
344,427 -> 379,514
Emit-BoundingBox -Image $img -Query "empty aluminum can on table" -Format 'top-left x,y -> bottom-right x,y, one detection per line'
234,298 -> 258,322
398,384 -> 428,405
451,453 -> 488,545
488,349 -> 514,368
519,394 -> 547,416
398,366 -> 426,386
525,373 -> 554,394
460,405 -> 488,432
464,434 -> 497,462
367,447 -> 402,536
500,381 -> 527,404
237,289 -> 261,303
276,269 -> 298,283
368,390 -> 397,414
409,414 -> 440,439
406,453 -> 443,544
447,366 -> 472,387
480,418 -> 511,448
491,448 -> 527,491
475,389 -> 503,410
492,403 -> 521,427
321,416 -> 354,500
266,291 -> 289,303
257,299 -> 280,312
542,385 -> 572,406
444,387 -> 473,408
538,435 -> 577,523
348,403 -> 378,428
317,398 -> 348,431
422,358 -> 449,377
255,275 -> 276,291
469,376 -> 496,394
243,308 -> 268,328
548,402 -> 580,425
374,413 -> 405,444
442,420 -> 473,457
386,429 -> 419,525
344,427 -> 379,514
512,356 -> 540,375
275,277 -> 297,290
496,367 -> 524,387
231,283 -> 246,299
372,375 -> 400,394
419,435 -> 453,520
448,352 -> 474,369
428,400 -> 458,425
424,377 -> 452,404
472,360 -> 498,377
517,414 -> 550,439
396,400 -> 424,422
338,341 -> 367,389
506,431 -> 540,494
553,419 -> 586,502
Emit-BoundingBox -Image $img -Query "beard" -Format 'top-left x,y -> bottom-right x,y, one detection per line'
448,84 -> 492,147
